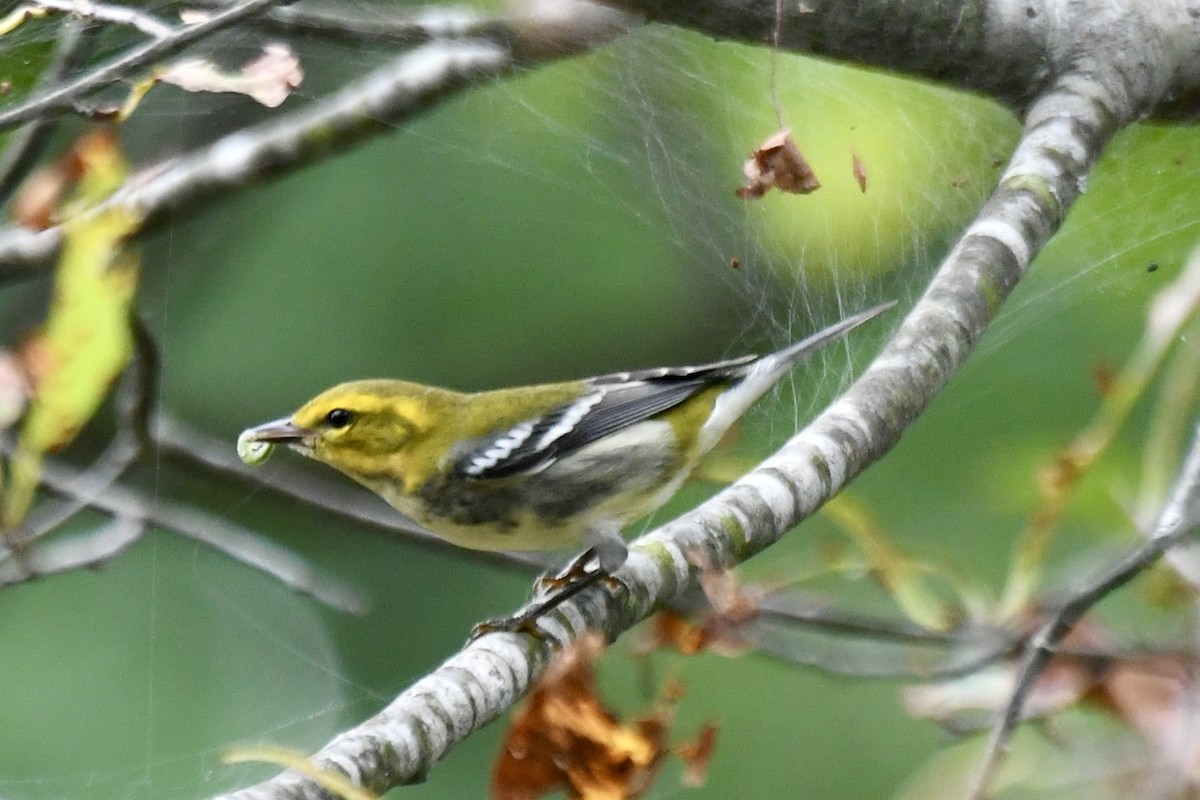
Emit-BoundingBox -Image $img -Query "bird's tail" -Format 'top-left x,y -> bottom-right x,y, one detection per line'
698,300 -> 897,448
760,300 -> 897,375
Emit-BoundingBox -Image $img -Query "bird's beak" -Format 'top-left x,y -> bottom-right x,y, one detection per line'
244,416 -> 309,444
238,417 -> 315,465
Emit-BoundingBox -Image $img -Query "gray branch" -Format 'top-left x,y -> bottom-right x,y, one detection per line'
605,0 -> 1200,120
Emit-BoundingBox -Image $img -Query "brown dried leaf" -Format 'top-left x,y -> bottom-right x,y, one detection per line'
696,552 -> 759,625
1094,653 -> 1200,780
160,43 -> 303,108
8,131 -> 99,229
903,619 -> 1109,729
851,151 -> 867,193
492,634 -> 667,800
674,723 -> 718,788
1091,360 -> 1116,397
10,162 -> 71,230
639,551 -> 758,657
640,610 -> 708,656
693,549 -> 759,656
903,657 -> 1097,730
736,129 -> 820,199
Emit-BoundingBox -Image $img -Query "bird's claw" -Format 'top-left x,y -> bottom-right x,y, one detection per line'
468,553 -> 624,646
467,612 -> 553,643
533,547 -> 597,594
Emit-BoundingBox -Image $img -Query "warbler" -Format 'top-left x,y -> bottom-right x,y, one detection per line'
239,301 -> 894,630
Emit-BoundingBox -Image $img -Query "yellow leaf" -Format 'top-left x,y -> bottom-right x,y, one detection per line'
118,74 -> 160,121
2,130 -> 141,530
0,4 -> 46,37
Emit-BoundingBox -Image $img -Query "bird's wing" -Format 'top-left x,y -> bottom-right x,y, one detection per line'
598,353 -> 757,384
454,355 -> 757,480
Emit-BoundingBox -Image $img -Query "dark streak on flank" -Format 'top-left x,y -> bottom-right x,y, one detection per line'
421,440 -> 674,531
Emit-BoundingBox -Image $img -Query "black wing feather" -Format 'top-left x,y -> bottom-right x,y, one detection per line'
596,353 -> 756,385
455,356 -> 756,480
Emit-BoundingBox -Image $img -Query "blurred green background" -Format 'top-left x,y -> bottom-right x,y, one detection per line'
2,12 -> 1200,800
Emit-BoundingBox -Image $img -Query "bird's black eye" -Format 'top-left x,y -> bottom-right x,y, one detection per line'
325,408 -> 354,429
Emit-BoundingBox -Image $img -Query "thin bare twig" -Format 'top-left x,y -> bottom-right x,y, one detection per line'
0,514 -> 145,584
138,483 -> 368,614
749,593 -> 1022,680
31,0 -> 175,38
186,0 -> 511,45
0,0 -> 286,132
0,1 -> 635,274
122,313 -> 160,454
757,593 -> 968,645
999,249 -> 1200,616
28,455 -> 367,612
4,434 -> 139,550
967,420 -> 1200,800
0,446 -> 366,611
